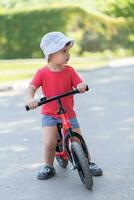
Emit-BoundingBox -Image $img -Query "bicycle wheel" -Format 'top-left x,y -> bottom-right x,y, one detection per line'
71,142 -> 93,190
56,143 -> 68,168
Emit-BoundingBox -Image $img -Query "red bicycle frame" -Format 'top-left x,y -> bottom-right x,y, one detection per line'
60,113 -> 71,132
55,96 -> 89,164
55,97 -> 72,160
25,86 -> 89,164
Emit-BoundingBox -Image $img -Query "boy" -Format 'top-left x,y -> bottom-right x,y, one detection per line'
26,32 -> 102,180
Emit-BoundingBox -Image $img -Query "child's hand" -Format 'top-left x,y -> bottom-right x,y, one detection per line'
26,98 -> 38,110
77,83 -> 87,93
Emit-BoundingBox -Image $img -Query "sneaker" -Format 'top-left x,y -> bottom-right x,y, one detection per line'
37,166 -> 56,180
89,162 -> 103,176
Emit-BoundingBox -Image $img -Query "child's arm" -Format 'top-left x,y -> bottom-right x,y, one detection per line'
70,66 -> 87,92
26,84 -> 38,109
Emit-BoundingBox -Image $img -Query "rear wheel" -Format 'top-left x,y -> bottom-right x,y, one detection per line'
56,156 -> 68,168
71,142 -> 93,190
56,143 -> 68,168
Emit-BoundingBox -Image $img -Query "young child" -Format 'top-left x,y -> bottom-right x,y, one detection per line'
26,32 -> 102,180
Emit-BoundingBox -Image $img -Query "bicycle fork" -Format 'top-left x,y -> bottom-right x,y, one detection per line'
64,129 -> 90,170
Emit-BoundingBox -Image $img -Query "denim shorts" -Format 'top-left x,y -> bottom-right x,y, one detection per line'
42,115 -> 80,129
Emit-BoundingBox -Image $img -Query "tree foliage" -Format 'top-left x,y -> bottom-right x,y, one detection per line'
0,0 -> 133,58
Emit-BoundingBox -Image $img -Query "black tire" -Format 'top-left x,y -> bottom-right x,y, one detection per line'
56,143 -> 68,168
71,142 -> 93,190
56,156 -> 68,168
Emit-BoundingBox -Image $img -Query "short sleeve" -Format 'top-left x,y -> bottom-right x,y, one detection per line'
30,69 -> 43,89
70,67 -> 83,88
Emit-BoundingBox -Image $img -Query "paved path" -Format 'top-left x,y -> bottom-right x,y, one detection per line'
0,65 -> 134,200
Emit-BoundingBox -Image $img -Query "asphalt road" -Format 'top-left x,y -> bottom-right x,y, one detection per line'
0,65 -> 134,200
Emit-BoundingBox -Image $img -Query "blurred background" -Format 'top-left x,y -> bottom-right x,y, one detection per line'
0,0 -> 134,84
0,2 -> 134,199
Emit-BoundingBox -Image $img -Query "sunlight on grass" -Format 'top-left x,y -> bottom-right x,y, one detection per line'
0,58 -> 107,83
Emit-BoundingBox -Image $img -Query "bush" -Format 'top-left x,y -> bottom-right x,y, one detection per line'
0,6 -> 88,58
0,6 -> 128,59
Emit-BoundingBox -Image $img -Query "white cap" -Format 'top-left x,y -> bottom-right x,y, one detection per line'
40,32 -> 74,61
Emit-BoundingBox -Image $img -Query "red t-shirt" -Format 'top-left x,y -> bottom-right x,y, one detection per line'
30,65 -> 83,118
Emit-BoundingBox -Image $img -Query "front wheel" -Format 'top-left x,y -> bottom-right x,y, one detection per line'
71,142 -> 93,190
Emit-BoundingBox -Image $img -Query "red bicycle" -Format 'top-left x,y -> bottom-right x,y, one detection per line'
25,85 -> 93,190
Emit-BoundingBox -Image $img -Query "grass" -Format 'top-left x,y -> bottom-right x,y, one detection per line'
0,57 -> 107,83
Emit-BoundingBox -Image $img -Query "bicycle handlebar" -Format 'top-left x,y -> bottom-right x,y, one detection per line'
25,85 -> 89,111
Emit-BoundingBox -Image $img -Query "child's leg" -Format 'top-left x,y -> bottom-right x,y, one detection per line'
42,126 -> 58,167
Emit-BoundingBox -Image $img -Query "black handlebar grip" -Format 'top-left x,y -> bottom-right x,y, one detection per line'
25,105 -> 30,111
86,85 -> 89,91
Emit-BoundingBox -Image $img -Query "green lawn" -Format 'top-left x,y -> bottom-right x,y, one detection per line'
0,58 -> 107,83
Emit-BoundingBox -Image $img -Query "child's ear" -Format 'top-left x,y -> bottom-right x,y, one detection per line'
48,54 -> 52,62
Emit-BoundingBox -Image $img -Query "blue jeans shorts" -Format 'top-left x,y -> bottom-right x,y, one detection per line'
42,115 -> 80,129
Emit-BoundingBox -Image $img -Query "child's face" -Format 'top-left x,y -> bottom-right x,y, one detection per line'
49,44 -> 70,65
